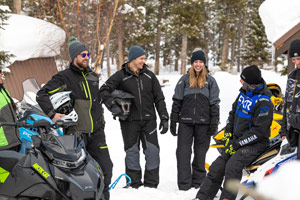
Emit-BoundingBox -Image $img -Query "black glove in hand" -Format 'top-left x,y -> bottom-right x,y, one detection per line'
208,123 -> 218,136
170,121 -> 177,136
224,139 -> 236,155
222,131 -> 233,143
110,104 -> 122,116
159,120 -> 169,134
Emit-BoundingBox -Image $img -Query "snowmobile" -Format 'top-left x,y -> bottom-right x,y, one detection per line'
0,119 -> 105,200
16,78 -> 63,154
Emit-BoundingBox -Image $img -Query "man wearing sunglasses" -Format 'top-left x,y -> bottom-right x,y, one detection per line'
100,46 -> 169,189
36,37 -> 113,200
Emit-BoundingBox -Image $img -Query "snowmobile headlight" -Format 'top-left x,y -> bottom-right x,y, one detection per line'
52,149 -> 86,169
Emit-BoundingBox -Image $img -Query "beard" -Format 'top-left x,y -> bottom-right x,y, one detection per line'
75,60 -> 88,69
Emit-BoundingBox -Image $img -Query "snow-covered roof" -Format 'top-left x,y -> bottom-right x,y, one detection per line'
259,0 -> 300,44
0,13 -> 66,66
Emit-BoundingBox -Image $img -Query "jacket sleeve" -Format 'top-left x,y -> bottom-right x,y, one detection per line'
235,98 -> 273,148
36,73 -> 66,118
171,76 -> 185,114
208,76 -> 220,124
152,74 -> 169,120
225,95 -> 239,133
281,82 -> 289,137
99,72 -> 122,109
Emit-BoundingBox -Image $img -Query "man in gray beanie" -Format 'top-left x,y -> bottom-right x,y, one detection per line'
282,39 -> 300,156
100,45 -> 169,189
37,37 -> 113,199
68,36 -> 89,62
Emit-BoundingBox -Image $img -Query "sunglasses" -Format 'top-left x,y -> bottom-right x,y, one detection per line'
81,53 -> 90,58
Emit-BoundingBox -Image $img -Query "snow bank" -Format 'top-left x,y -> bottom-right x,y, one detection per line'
259,0 -> 300,43
0,14 -> 65,66
256,161 -> 300,200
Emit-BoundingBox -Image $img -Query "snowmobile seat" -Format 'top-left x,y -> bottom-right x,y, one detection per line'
0,150 -> 24,172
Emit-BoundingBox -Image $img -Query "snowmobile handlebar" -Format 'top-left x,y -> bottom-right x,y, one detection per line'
0,121 -> 35,128
0,120 -> 77,130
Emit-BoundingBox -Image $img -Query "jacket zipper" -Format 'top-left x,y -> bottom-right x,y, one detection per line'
194,93 -> 196,124
82,72 -> 94,133
82,82 -> 88,98
136,77 -> 143,121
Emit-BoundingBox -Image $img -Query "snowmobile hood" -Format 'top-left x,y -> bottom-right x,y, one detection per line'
43,135 -> 84,162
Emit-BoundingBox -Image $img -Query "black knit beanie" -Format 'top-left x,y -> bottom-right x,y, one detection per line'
240,65 -> 262,85
191,50 -> 206,65
68,36 -> 89,61
289,39 -> 300,58
128,46 -> 146,62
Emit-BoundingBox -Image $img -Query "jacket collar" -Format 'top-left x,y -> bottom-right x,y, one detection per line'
69,62 -> 92,75
240,80 -> 270,97
122,62 -> 147,76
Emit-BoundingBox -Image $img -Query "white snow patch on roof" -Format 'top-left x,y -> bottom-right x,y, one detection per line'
259,0 -> 300,43
0,14 -> 66,66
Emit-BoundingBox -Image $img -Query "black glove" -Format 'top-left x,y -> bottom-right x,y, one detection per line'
110,104 -> 122,117
222,131 -> 233,143
170,112 -> 179,136
208,123 -> 218,136
159,119 -> 169,134
170,121 -> 177,136
224,139 -> 237,156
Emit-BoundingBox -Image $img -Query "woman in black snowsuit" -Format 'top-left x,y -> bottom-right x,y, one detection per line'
170,50 -> 220,190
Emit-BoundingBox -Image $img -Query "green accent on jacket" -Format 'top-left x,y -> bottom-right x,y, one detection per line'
82,72 -> 94,133
0,167 -> 10,183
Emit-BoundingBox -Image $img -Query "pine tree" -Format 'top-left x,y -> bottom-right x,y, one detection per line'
0,1 -> 14,67
168,0 -> 206,74
241,0 -> 271,68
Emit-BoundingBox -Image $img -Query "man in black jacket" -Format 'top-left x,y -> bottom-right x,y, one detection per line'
194,65 -> 273,200
282,39 -> 300,156
0,68 -> 21,151
100,46 -> 169,189
36,37 -> 113,200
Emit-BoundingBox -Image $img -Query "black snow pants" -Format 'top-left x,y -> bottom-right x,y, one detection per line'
176,123 -> 210,190
84,128 -> 113,200
195,142 -> 267,200
120,120 -> 160,188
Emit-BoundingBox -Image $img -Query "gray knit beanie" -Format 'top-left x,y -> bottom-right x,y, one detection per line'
128,46 -> 146,62
68,36 -> 89,61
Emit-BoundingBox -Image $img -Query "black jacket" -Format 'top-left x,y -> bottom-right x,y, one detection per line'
225,82 -> 273,148
0,85 -> 20,150
282,68 -> 300,136
36,63 -> 103,134
171,73 -> 220,124
100,63 -> 168,121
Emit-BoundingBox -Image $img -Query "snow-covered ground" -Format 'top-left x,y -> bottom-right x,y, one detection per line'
101,66 -> 294,200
